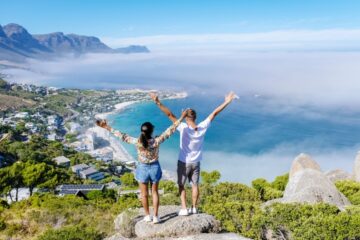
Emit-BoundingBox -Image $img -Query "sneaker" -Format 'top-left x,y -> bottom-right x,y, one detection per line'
153,216 -> 160,224
178,208 -> 189,216
143,215 -> 152,222
189,207 -> 198,214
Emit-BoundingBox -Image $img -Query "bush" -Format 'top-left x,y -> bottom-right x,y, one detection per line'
201,170 -> 221,185
120,173 -> 137,188
335,180 -> 360,205
201,182 -> 262,238
251,173 -> 288,201
37,226 -> 104,240
261,203 -> 360,240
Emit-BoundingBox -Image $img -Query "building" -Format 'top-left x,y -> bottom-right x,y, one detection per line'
14,112 -> 29,119
79,167 -> 105,181
57,184 -> 105,197
71,163 -> 90,175
53,156 -> 71,167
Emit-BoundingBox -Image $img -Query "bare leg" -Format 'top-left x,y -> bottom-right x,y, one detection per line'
191,184 -> 199,208
179,184 -> 187,209
152,182 -> 159,217
139,182 -> 150,215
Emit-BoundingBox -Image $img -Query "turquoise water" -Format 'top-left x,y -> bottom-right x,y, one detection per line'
108,95 -> 360,184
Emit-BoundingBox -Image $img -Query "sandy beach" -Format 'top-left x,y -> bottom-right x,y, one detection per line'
95,101 -> 138,120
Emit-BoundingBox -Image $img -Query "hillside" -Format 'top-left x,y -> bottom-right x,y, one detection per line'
0,93 -> 35,111
0,23 -> 150,62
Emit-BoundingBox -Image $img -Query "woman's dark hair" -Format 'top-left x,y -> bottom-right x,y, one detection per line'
139,122 -> 154,148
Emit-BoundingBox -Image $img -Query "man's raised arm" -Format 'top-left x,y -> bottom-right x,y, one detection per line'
208,92 -> 237,122
149,92 -> 177,123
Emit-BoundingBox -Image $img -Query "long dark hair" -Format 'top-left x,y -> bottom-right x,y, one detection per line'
139,122 -> 154,148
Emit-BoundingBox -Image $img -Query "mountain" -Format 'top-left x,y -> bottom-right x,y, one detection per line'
0,23 -> 149,62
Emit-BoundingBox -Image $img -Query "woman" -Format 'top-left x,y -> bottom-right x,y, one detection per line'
96,109 -> 187,224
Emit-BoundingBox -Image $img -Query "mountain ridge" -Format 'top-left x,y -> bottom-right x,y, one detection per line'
0,23 -> 149,62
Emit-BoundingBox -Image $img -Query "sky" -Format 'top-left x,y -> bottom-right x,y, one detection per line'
1,0 -> 360,38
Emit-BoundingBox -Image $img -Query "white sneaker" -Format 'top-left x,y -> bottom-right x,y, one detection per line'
143,215 -> 152,222
178,208 -> 189,216
153,216 -> 160,224
189,207 -> 198,214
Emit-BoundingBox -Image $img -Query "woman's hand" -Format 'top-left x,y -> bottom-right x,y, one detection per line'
149,92 -> 160,105
96,119 -> 111,131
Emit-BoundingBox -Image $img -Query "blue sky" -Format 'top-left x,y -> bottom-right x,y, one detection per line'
1,0 -> 360,37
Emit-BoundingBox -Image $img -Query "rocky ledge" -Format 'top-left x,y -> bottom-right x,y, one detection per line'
106,205 -> 250,240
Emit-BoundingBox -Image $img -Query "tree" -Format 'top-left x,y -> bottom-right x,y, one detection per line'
9,162 -> 24,201
120,172 -> 137,188
201,170 -> 221,185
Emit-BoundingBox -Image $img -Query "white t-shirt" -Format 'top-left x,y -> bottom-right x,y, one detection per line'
177,118 -> 211,163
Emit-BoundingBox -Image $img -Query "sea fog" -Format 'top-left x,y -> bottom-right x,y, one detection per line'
3,29 -> 360,183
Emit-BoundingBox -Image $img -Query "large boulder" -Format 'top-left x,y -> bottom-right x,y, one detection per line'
289,153 -> 321,178
113,205 -> 221,239
354,152 -> 360,182
325,169 -> 353,183
266,154 -> 351,210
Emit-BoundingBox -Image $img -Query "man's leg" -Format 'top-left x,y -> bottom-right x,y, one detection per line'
190,162 -> 201,210
177,161 -> 188,213
191,184 -> 199,208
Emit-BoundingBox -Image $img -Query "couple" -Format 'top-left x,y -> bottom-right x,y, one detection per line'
96,92 -> 236,224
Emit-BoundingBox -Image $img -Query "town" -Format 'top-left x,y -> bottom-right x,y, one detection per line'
0,78 -> 186,202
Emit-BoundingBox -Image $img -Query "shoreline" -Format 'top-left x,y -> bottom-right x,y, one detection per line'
88,91 -> 187,181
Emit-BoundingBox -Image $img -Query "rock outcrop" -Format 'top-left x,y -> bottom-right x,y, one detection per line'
266,153 -> 351,210
325,169 -> 353,183
110,205 -> 250,240
354,152 -> 360,182
289,153 -> 321,178
106,233 -> 250,240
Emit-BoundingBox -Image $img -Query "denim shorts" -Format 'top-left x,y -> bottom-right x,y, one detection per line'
135,161 -> 162,184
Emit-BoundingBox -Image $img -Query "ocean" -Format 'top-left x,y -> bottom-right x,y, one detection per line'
108,94 -> 360,184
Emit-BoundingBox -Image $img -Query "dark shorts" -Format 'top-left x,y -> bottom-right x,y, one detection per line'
177,160 -> 200,186
135,161 -> 162,184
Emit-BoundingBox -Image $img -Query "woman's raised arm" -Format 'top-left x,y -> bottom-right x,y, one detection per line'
96,119 -> 137,145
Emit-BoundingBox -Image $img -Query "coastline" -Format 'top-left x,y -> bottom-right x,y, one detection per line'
95,101 -> 138,120
88,91 -> 187,181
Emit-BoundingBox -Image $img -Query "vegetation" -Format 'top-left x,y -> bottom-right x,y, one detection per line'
336,180 -> 360,205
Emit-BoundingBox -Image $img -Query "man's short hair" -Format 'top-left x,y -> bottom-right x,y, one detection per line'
186,109 -> 197,120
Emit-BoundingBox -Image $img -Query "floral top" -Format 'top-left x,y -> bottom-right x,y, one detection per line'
110,119 -> 182,164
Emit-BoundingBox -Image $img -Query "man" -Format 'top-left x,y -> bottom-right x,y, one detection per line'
150,92 -> 237,215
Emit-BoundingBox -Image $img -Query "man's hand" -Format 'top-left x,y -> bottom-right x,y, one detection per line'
225,91 -> 237,103
149,92 -> 160,104
180,108 -> 190,119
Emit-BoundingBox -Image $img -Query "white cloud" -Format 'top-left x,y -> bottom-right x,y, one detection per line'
102,28 -> 360,52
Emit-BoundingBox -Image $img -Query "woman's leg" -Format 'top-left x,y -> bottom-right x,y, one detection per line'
152,182 -> 160,217
139,182 -> 150,215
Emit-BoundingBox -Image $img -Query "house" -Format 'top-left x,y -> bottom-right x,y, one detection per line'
56,184 -> 105,196
57,184 -> 105,198
53,156 -> 71,167
14,112 -> 29,119
71,163 -> 90,175
79,167 -> 104,181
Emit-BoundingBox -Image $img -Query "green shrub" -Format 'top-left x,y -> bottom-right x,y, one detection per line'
201,182 -> 261,239
201,170 -> 221,185
270,173 -> 289,191
0,217 -> 6,231
37,226 -> 104,240
261,203 -> 360,240
336,180 -> 360,205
